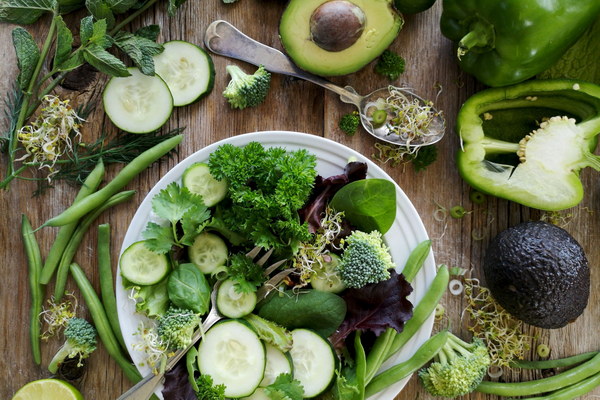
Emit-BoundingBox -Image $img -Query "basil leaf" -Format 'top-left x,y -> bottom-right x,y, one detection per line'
83,44 -> 130,77
85,0 -> 115,29
167,263 -> 211,314
80,15 -> 94,44
104,0 -> 136,14
135,24 -> 160,42
53,16 -> 73,70
12,27 -> 40,90
114,31 -> 163,75
0,0 -> 56,24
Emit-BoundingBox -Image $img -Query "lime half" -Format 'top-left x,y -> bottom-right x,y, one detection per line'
12,379 -> 84,400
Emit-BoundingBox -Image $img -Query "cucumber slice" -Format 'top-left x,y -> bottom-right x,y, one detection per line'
217,278 -> 257,318
103,67 -> 173,134
289,329 -> 336,398
188,232 -> 228,274
260,343 -> 293,387
310,253 -> 346,293
119,240 -> 170,285
182,162 -> 228,207
153,40 -> 215,106
197,319 -> 266,398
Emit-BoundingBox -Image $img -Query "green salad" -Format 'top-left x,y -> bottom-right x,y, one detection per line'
120,141 -> 421,400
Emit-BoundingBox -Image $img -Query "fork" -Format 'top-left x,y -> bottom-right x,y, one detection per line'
117,246 -> 288,400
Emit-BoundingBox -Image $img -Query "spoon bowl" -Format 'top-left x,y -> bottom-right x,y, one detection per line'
204,20 -> 446,148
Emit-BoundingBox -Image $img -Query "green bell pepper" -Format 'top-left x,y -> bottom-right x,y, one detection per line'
456,79 -> 600,211
440,0 -> 600,87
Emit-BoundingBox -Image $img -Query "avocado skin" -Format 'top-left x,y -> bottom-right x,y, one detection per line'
483,221 -> 589,329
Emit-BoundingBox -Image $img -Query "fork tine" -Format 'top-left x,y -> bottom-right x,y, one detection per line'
256,248 -> 274,266
257,268 -> 294,300
246,246 -> 262,259
263,259 -> 287,276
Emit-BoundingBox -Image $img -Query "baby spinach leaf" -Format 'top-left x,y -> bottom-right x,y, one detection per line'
167,263 -> 211,314
257,289 -> 346,337
53,16 -> 73,69
84,44 -> 130,76
12,27 -> 40,90
0,0 -> 56,24
329,179 -> 396,234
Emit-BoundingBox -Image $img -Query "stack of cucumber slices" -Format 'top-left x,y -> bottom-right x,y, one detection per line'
103,40 -> 215,134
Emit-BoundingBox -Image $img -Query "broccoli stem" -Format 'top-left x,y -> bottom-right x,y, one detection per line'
48,342 -> 75,373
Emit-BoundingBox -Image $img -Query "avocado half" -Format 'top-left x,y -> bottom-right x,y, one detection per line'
483,221 -> 590,329
279,0 -> 403,76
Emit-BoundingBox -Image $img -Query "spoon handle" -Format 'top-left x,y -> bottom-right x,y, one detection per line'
204,20 -> 362,105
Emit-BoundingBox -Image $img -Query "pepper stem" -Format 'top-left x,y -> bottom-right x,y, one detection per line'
457,20 -> 495,59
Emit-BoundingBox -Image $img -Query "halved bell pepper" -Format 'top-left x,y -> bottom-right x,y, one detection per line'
456,80 -> 600,211
440,0 -> 600,87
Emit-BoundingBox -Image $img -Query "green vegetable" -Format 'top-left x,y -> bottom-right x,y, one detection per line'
257,289 -> 347,338
476,352 -> 600,397
456,79 -> 600,211
371,109 -> 387,128
69,262 -> 142,383
157,305 -> 201,350
185,346 -> 199,391
440,0 -> 600,87
354,331 -> 367,400
511,351 -> 598,370
449,205 -> 466,219
48,317 -> 97,373
365,330 -> 449,397
21,214 -> 43,365
130,277 -> 170,318
330,178 -> 396,234
43,134 -> 182,227
222,64 -> 271,109
339,111 -> 360,136
374,49 -> 405,80
193,374 -> 226,400
338,230 -> 395,289
393,0 -> 436,14
409,144 -> 437,172
97,223 -> 126,351
243,313 -> 293,352
208,142 -> 317,253
512,372 -> 600,400
418,332 -> 491,398
400,239 -> 431,282
263,373 -> 304,400
167,263 -> 211,314
226,253 -> 265,293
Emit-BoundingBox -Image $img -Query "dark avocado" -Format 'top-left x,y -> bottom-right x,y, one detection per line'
483,221 -> 589,329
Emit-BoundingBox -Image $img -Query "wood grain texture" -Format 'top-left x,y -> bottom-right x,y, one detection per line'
1,1 -> 598,399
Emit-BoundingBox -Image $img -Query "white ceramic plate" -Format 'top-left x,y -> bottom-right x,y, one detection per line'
116,131 -> 436,400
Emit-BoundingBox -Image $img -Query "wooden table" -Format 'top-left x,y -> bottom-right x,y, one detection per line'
1,1 -> 598,399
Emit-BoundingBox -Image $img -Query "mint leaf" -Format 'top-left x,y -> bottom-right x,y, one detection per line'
142,222 -> 175,254
167,0 -> 186,16
80,15 -> 94,44
135,24 -> 160,41
83,44 -> 130,76
0,0 -> 56,24
56,51 -> 84,72
90,18 -> 112,48
53,16 -> 73,69
105,0 -> 136,14
85,0 -> 115,29
114,31 -> 163,75
12,27 -> 40,90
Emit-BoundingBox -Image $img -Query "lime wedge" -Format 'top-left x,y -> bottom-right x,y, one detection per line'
12,379 -> 84,400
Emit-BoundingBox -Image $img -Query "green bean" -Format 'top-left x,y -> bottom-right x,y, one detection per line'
97,223 -> 126,350
21,214 -> 44,365
54,190 -> 136,301
386,264 -> 450,360
511,351 -> 598,370
400,239 -> 432,282
364,240 -> 433,383
40,159 -> 105,284
365,330 -> 449,397
70,262 -> 142,383
43,134 -> 182,228
476,352 -> 600,396
354,331 -> 367,400
507,371 -> 600,400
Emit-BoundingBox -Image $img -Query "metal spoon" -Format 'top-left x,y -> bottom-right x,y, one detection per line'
204,20 -> 446,147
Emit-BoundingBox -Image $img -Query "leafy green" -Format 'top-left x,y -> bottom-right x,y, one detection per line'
84,44 -> 130,76
257,289 -> 347,338
243,313 -> 293,352
339,111 -> 360,136
53,16 -> 73,69
374,49 -> 405,81
142,182 -> 211,253
264,373 -> 304,400
409,144 -> 438,172
12,27 -> 40,90
130,278 -> 169,317
104,0 -> 136,14
85,0 -> 116,29
208,142 -> 317,253
227,253 -> 265,293
135,24 -> 160,41
114,31 -> 164,75
167,264 -> 211,314
167,0 -> 186,16
194,375 -> 226,400
329,178 -> 396,234
0,0 -> 56,24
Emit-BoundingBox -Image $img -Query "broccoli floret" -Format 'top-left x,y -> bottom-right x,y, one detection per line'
223,65 -> 271,109
48,317 -> 97,373
339,111 -> 360,136
157,306 -> 201,350
374,50 -> 406,81
338,230 -> 395,289
418,332 -> 491,398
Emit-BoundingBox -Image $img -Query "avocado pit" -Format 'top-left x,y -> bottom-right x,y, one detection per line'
309,1 -> 366,52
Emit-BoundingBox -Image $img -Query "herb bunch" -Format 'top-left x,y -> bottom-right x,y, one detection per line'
0,0 -> 188,189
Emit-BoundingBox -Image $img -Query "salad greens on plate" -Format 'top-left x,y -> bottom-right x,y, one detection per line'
116,132 -> 436,400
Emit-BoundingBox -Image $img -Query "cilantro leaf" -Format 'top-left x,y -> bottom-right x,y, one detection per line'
152,182 -> 199,223
264,373 -> 304,400
12,27 -> 40,90
53,16 -> 73,69
142,221 -> 175,254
